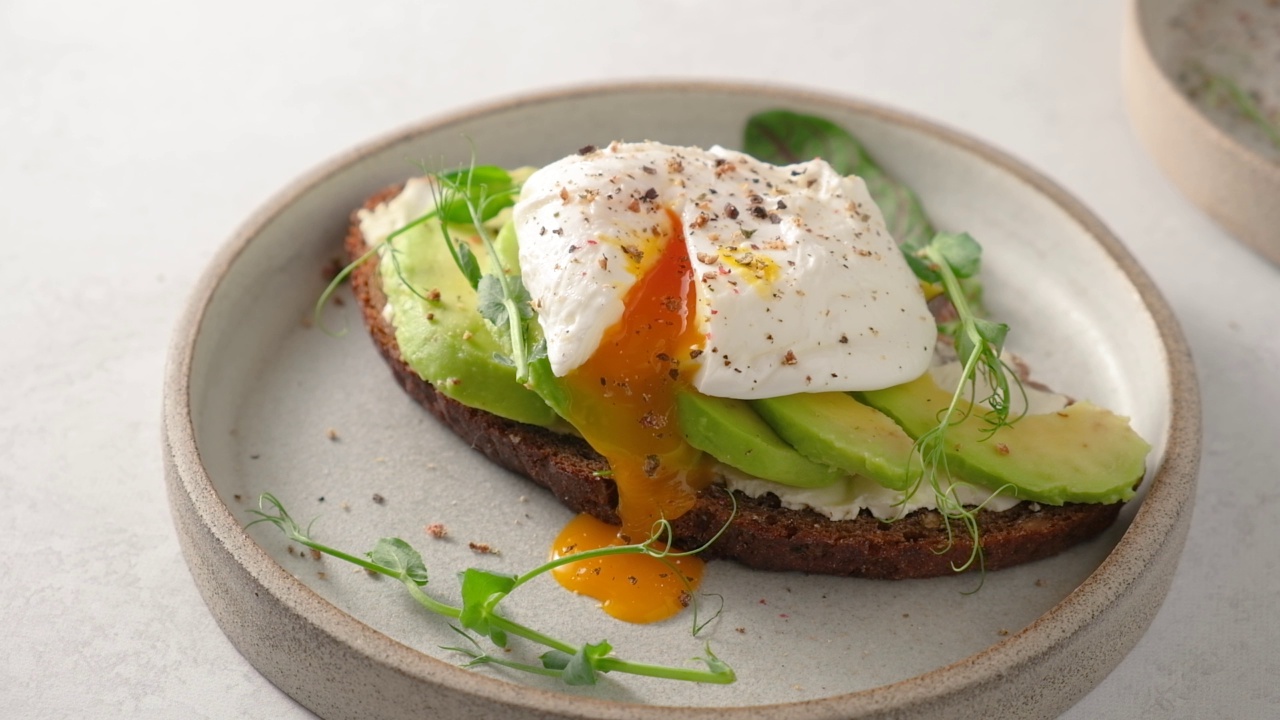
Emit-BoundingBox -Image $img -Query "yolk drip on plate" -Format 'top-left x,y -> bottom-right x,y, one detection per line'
551,209 -> 714,623
551,513 -> 704,624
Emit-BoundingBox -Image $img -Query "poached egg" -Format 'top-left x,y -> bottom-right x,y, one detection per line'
514,141 -> 936,399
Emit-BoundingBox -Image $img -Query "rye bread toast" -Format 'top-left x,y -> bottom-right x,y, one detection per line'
344,184 -> 1124,580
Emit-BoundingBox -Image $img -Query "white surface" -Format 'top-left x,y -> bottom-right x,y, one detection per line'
1,1 -> 1276,717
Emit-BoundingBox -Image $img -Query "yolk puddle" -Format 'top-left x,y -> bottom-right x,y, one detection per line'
551,513 -> 704,624
550,208 -> 714,623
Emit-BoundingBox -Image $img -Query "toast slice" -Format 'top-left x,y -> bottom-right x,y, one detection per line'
343,185 -> 1123,580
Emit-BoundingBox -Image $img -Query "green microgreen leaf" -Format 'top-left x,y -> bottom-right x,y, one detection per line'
539,649 -> 572,672
453,241 -> 483,290
478,274 -> 534,344
458,567 -> 518,607
457,568 -> 518,646
248,494 -> 736,687
743,109 -> 867,175
929,232 -> 982,279
901,251 -> 940,284
861,172 -> 933,248
475,274 -> 508,330
368,538 -> 429,586
437,165 -> 517,223
696,644 -> 734,679
973,318 -> 1009,352
541,640 -> 614,686
529,336 -> 548,363
244,492 -> 310,542
744,109 -> 934,246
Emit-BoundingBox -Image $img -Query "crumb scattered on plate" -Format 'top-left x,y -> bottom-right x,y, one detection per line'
469,542 -> 499,555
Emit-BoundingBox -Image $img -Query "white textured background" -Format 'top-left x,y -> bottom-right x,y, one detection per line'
3,0 -> 1278,717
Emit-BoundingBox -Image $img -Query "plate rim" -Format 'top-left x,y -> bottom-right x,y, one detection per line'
164,79 -> 1201,719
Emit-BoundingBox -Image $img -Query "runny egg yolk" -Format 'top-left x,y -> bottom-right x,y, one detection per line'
550,208 -> 714,623
550,513 -> 704,624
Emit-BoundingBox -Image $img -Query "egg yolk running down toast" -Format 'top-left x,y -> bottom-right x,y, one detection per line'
549,209 -> 713,623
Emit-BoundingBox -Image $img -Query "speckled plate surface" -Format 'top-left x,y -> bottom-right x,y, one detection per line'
164,82 -> 1200,719
1124,0 -> 1280,262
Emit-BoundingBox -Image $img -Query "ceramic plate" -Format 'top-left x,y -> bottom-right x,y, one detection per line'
1124,0 -> 1280,263
164,82 -> 1200,719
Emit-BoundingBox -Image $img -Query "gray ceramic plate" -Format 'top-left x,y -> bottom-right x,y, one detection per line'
164,82 -> 1200,719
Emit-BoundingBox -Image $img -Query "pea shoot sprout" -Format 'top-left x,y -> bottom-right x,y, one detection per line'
247,493 -> 736,686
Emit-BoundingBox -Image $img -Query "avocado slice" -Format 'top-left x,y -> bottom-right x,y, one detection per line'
857,374 -> 1150,505
751,392 -> 920,490
382,212 -> 557,426
676,391 -> 843,488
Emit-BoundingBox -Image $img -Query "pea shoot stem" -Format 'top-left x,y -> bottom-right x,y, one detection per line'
899,236 -> 1023,575
246,494 -> 734,686
462,198 -> 531,383
313,208 -> 443,334
399,577 -> 465,620
924,243 -> 990,430
596,657 -> 734,684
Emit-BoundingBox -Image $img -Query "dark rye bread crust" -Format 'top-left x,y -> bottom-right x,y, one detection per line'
345,185 -> 1124,579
